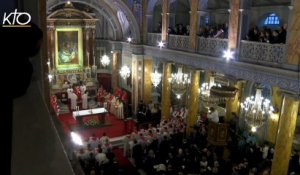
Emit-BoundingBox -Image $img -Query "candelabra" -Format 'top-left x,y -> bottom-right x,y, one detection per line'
170,67 -> 190,99
240,88 -> 274,132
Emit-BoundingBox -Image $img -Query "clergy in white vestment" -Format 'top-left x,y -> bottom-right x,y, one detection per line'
67,88 -> 73,99
110,96 -> 116,115
70,92 -> 78,110
118,100 -> 124,119
80,84 -> 86,94
82,91 -> 88,109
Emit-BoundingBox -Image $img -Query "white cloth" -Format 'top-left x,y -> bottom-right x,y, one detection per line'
82,93 -> 88,109
70,93 -> 78,110
95,153 -> 108,165
80,85 -> 86,94
208,110 -> 219,123
67,88 -> 73,99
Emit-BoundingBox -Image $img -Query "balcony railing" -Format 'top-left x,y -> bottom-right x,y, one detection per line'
167,35 -> 190,51
197,37 -> 228,57
146,33 -> 287,65
239,40 -> 287,64
147,33 -> 162,46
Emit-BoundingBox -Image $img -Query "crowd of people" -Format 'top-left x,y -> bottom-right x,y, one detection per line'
245,25 -> 287,44
198,24 -> 229,39
74,133 -> 116,175
120,112 -> 281,175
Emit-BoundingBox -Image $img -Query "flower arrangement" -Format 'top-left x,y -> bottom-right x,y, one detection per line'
83,116 -> 100,126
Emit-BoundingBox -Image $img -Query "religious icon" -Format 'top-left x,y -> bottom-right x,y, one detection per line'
57,31 -> 78,64
55,28 -> 83,72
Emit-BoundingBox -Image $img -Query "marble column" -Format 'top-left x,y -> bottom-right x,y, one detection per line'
138,59 -> 144,105
187,70 -> 200,134
270,93 -> 299,175
131,55 -> 144,115
91,28 -> 96,65
228,0 -> 241,50
143,57 -> 153,104
189,0 -> 199,50
286,0 -> 300,65
132,58 -> 138,115
83,28 -> 90,67
112,51 -> 119,92
161,0 -> 169,42
161,63 -> 171,120
267,86 -> 282,143
225,80 -> 244,122
142,0 -> 148,43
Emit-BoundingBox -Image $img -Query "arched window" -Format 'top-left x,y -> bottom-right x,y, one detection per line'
264,13 -> 280,25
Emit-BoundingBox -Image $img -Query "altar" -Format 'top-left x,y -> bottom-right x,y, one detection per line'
73,108 -> 107,125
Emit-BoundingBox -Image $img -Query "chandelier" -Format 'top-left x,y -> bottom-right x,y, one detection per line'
240,88 -> 274,132
151,69 -> 162,87
119,65 -> 131,80
100,55 -> 110,67
170,67 -> 190,99
200,76 -> 237,107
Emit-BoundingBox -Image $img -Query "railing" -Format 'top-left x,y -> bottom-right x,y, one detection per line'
197,37 -> 228,57
239,40 -> 287,64
146,33 -> 288,65
167,34 -> 190,51
147,33 -> 162,46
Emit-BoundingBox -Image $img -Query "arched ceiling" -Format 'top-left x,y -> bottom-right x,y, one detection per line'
47,0 -> 141,43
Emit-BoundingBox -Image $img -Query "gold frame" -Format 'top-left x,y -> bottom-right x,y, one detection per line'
55,27 -> 83,71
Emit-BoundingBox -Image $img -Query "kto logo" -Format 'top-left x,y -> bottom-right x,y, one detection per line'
2,9 -> 31,27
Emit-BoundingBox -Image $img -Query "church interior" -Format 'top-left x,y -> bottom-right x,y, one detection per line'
3,0 -> 300,175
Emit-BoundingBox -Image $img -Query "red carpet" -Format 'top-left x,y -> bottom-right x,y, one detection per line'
57,110 -> 138,174
57,112 -> 136,140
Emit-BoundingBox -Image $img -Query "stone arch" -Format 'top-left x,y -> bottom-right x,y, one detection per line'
105,0 -> 141,43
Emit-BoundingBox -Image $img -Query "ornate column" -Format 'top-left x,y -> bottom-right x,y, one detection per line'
187,70 -> 200,134
83,27 -> 90,67
286,0 -> 300,65
161,0 -> 169,42
143,57 -> 153,104
225,80 -> 244,122
112,51 -> 119,92
91,27 -> 96,66
161,62 -> 171,120
266,86 -> 282,144
189,0 -> 199,50
270,93 -> 299,175
142,0 -> 148,43
228,0 -> 241,50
